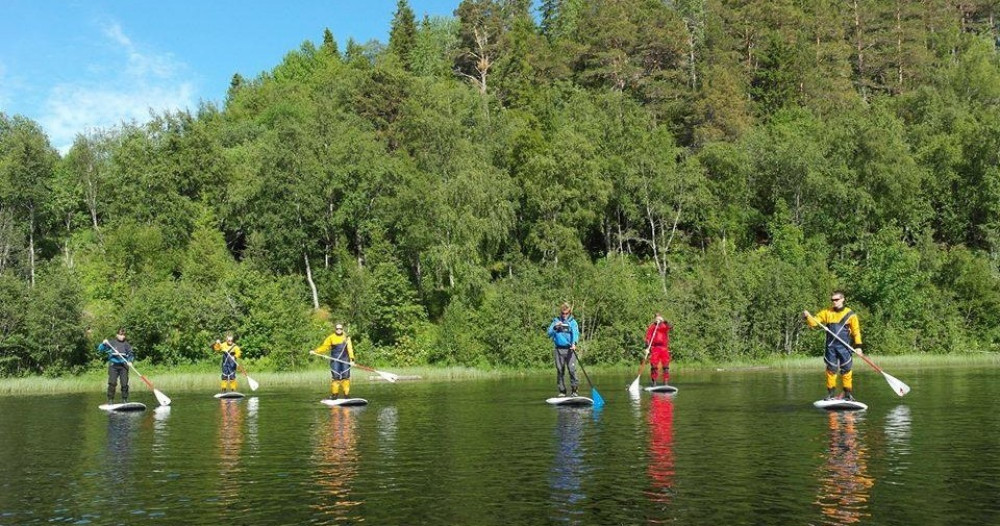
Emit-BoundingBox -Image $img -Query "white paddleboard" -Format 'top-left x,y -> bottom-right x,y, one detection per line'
214,392 -> 246,399
320,398 -> 368,407
813,399 -> 868,411
545,396 -> 594,406
644,385 -> 678,394
99,402 -> 147,412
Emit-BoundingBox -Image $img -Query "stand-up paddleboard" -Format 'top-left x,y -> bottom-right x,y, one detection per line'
545,396 -> 594,406
813,399 -> 868,411
99,402 -> 147,412
320,398 -> 368,407
214,392 -> 246,399
644,385 -> 678,394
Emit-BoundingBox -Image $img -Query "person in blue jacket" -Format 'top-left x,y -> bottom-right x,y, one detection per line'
547,303 -> 580,397
97,328 -> 135,404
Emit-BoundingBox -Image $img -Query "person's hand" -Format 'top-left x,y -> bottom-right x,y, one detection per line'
570,344 -> 576,351
855,346 -> 864,356
216,339 -> 222,344
350,360 -> 356,366
802,310 -> 811,320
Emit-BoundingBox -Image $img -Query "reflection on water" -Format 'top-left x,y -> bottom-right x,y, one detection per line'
246,397 -> 260,454
550,408 -> 589,524
646,393 -> 675,520
217,400 -> 245,480
884,405 -> 912,477
814,412 -> 875,525
104,412 -> 141,502
311,405 -> 363,521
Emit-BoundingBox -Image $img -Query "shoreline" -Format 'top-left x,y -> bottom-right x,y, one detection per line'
1,353 -> 997,396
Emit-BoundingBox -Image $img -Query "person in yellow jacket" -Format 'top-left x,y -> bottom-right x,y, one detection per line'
804,291 -> 863,401
212,333 -> 242,393
314,323 -> 355,399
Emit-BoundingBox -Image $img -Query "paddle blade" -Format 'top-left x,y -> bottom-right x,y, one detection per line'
627,376 -> 641,399
378,370 -> 398,383
247,375 -> 260,391
153,388 -> 172,407
591,388 -> 605,408
883,371 -> 910,397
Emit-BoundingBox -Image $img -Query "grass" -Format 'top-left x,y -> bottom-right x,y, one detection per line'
1,352 -> 998,396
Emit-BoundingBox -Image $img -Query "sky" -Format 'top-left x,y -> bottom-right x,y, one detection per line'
0,0 -> 463,152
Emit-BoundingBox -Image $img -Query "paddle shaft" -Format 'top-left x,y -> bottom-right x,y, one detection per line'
108,348 -> 155,391
310,351 -> 398,382
571,348 -> 597,390
220,347 -> 256,382
634,321 -> 661,378
804,314 -> 872,366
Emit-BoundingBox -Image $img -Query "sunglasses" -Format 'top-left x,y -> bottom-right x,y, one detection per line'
831,297 -> 844,302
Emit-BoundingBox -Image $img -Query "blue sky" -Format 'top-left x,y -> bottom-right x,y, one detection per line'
0,0 -> 462,152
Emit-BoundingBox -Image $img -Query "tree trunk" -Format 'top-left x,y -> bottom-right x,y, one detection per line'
28,206 -> 36,288
304,251 -> 320,310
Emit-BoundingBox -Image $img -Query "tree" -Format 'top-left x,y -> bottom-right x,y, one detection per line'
388,0 -> 418,69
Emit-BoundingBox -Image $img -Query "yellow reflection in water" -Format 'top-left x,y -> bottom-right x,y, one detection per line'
216,399 -> 245,504
814,411 -> 874,525
311,406 -> 363,521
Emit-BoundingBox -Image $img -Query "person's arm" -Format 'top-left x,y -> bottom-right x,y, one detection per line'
645,324 -> 654,344
122,343 -> 135,362
803,309 -> 824,328
546,319 -> 557,338
232,345 -> 242,359
570,319 -> 580,347
313,335 -> 332,355
849,314 -> 863,349
347,338 -> 355,362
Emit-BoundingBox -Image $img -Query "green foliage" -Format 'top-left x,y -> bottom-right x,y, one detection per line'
8,2 -> 1000,378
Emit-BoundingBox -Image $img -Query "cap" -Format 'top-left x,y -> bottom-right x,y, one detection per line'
335,323 -> 344,330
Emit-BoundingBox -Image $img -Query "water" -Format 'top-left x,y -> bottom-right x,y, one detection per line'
1,366 -> 998,525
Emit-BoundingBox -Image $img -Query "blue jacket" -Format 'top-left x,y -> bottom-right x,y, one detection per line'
98,340 -> 134,365
547,315 -> 579,349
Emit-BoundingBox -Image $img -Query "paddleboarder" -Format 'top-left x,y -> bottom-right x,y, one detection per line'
547,303 -> 580,398
98,328 -> 134,404
804,291 -> 863,401
645,313 -> 673,386
212,333 -> 242,393
313,323 -> 355,399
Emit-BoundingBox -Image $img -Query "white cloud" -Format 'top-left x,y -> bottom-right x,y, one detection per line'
39,21 -> 197,153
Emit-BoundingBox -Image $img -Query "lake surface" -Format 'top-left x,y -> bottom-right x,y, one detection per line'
1,365 -> 998,525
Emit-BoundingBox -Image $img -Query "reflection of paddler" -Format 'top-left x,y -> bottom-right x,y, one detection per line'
815,411 -> 874,525
217,398 -> 244,477
550,408 -> 586,523
212,333 -> 242,393
312,406 -> 362,519
313,323 -> 356,399
646,394 -> 675,508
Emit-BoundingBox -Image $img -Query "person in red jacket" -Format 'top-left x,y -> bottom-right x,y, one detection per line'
645,313 -> 673,385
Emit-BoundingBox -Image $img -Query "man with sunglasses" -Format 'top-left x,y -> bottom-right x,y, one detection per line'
804,292 -> 863,401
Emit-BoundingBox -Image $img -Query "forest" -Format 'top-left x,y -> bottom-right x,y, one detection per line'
3,0 -> 1000,377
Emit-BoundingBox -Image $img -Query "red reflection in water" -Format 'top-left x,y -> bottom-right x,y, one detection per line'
815,411 -> 874,525
646,394 -> 675,521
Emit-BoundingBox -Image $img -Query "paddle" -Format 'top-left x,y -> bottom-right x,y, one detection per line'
571,348 -> 604,408
309,351 -> 399,383
221,349 -> 259,391
804,312 -> 911,397
104,340 -> 172,407
628,321 -> 660,398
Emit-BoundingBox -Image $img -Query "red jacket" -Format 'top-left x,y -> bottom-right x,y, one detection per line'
645,322 -> 672,349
